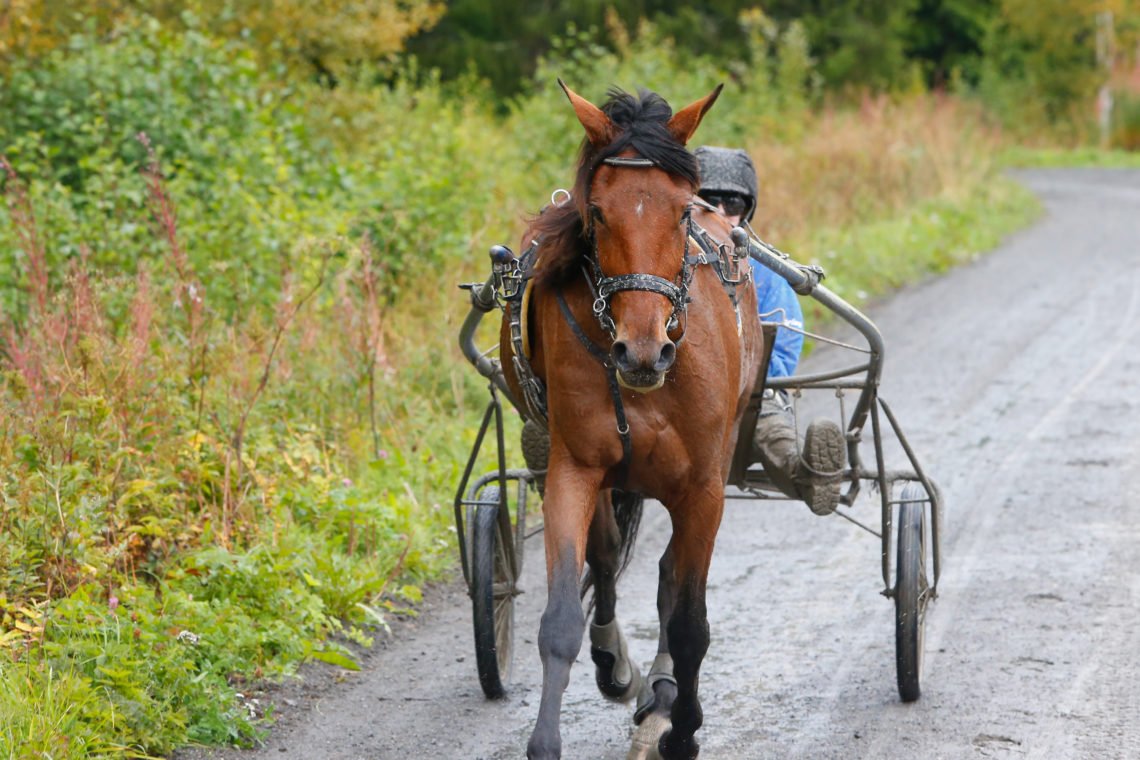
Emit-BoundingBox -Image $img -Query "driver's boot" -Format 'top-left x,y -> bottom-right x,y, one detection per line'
520,418 -> 549,497
753,413 -> 846,515
795,419 -> 847,515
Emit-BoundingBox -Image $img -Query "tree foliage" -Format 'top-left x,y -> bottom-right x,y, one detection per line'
185,0 -> 445,80
979,0 -> 1131,131
403,0 -> 759,98
0,0 -> 444,78
904,0 -> 996,86
402,0 -> 1000,96
763,0 -> 922,90
0,0 -> 132,64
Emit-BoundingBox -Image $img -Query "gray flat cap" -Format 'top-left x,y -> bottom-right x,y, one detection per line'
694,146 -> 758,221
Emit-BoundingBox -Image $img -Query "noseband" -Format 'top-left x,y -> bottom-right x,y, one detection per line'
585,156 -> 699,339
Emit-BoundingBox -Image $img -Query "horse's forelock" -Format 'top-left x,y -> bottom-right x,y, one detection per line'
594,88 -> 699,189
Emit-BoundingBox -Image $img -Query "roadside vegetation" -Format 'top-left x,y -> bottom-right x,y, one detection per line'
0,2 -> 1135,756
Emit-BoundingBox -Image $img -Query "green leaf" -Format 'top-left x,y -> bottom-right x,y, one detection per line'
309,648 -> 360,671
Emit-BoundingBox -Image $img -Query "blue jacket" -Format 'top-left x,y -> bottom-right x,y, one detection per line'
750,258 -> 804,378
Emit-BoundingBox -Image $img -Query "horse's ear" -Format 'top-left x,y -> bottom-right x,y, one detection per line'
666,83 -> 724,145
558,78 -> 615,147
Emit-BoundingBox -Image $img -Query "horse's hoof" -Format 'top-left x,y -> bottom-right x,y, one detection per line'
626,713 -> 669,760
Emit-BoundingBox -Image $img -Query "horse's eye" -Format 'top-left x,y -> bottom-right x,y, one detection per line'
589,205 -> 605,225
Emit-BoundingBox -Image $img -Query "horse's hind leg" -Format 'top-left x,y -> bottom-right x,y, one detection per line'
526,459 -> 602,760
586,490 -> 641,703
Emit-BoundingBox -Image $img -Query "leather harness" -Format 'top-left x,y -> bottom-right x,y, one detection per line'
504,157 -> 752,486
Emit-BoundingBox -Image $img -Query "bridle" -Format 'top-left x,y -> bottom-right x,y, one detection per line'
583,156 -> 700,341
547,152 -> 745,485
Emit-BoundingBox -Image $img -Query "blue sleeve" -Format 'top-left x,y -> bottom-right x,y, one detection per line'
749,258 -> 804,378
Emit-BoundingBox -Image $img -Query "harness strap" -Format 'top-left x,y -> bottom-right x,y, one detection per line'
602,156 -> 656,168
556,290 -> 633,487
585,205 -> 696,339
506,239 -> 548,424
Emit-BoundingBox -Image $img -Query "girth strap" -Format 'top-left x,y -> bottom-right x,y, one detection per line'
556,290 -> 633,487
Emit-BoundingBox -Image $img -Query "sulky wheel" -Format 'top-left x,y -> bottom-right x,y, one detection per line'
895,481 -> 931,703
469,485 -> 517,699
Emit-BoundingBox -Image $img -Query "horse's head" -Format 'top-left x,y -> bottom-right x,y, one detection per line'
559,81 -> 722,392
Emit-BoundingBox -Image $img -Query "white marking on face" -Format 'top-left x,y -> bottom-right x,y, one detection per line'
636,200 -> 645,218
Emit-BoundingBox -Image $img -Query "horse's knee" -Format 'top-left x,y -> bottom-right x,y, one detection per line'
539,551 -> 586,665
539,592 -> 584,666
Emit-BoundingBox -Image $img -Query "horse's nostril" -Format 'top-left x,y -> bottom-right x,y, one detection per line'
656,341 -> 676,371
612,340 -> 631,370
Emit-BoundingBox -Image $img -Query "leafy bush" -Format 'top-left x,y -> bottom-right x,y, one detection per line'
0,20 -> 350,316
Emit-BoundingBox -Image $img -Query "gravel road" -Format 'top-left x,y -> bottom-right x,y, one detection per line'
175,168 -> 1140,760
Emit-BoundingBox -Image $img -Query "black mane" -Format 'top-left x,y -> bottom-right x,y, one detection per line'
530,87 -> 699,286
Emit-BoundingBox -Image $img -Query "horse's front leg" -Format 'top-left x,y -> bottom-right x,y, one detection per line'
526,453 -> 603,760
627,538 -> 681,759
586,489 -> 641,702
657,480 -> 725,760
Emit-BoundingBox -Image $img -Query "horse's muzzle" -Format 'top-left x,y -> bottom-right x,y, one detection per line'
612,339 -> 675,392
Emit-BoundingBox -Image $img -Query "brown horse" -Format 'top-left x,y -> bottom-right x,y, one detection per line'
502,82 -> 764,759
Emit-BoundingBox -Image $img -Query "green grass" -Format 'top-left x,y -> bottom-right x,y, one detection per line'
795,176 -> 1042,319
1000,145 -> 1140,168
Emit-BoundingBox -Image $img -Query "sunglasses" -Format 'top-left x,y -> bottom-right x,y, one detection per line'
699,192 -> 749,218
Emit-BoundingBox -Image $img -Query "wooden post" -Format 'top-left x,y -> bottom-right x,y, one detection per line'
1096,11 -> 1116,147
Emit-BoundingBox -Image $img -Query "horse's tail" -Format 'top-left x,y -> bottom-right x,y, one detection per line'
580,488 -> 645,604
610,489 -> 645,581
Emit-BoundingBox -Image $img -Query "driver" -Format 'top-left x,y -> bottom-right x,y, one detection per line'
694,146 -> 846,515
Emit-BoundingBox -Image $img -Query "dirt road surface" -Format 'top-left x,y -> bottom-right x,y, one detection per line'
176,169 -> 1140,759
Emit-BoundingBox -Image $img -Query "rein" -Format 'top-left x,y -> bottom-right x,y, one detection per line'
556,290 -> 633,487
